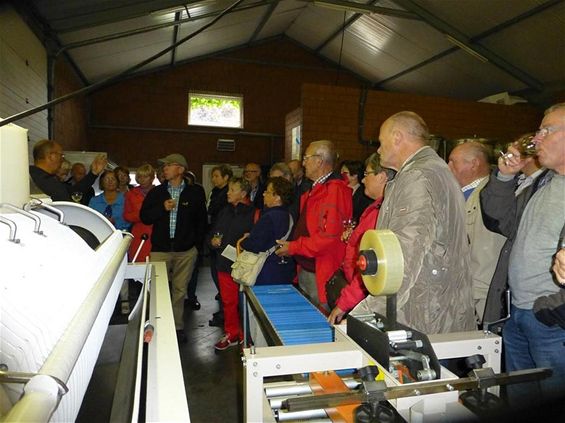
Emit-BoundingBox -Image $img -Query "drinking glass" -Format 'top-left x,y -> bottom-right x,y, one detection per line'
342,218 -> 357,243
277,243 -> 288,265
71,191 -> 83,203
500,133 -> 537,164
212,232 -> 223,247
515,133 -> 537,157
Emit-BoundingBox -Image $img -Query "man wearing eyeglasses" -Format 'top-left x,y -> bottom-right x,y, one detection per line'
276,140 -> 352,310
29,139 -> 107,201
243,162 -> 264,209
480,103 -> 565,407
351,111 -> 475,334
140,153 -> 207,343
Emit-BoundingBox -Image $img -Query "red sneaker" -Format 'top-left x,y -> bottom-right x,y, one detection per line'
214,334 -> 239,351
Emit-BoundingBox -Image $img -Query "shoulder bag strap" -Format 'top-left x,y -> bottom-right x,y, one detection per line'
267,213 -> 294,255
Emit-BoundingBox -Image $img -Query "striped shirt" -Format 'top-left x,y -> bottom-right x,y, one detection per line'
168,181 -> 185,238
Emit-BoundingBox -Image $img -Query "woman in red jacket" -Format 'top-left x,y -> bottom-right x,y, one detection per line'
124,164 -> 155,262
328,153 -> 394,324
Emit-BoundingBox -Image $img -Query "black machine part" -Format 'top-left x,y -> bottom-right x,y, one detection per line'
346,313 -> 442,383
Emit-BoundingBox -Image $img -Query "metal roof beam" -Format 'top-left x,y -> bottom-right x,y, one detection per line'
55,0 -> 278,57
248,0 -> 280,44
392,0 -> 544,91
311,0 -> 418,20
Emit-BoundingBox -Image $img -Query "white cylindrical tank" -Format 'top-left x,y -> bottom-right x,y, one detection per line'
0,120 -> 29,207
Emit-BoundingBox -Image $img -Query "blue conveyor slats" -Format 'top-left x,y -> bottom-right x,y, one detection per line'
252,285 -> 334,345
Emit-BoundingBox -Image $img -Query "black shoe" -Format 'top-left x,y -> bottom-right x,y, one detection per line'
208,315 -> 224,327
176,329 -> 187,343
186,297 -> 201,310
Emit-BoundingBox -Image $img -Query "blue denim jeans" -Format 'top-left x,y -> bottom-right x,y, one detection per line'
503,306 -> 565,406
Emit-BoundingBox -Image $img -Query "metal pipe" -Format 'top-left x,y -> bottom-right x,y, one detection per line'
276,408 -> 329,421
266,378 -> 360,398
0,215 -> 19,243
89,123 -> 282,138
0,203 -> 43,235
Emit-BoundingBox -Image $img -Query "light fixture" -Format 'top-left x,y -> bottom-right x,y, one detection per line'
446,35 -> 488,63
313,0 -> 372,15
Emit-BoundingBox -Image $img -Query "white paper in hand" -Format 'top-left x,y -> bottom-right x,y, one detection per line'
221,244 -> 238,262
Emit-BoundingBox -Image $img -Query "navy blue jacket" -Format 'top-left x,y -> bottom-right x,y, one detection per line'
241,206 -> 295,285
209,202 -> 255,273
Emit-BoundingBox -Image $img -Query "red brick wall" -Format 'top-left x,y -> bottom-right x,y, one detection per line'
86,38 -> 364,181
300,83 -> 542,162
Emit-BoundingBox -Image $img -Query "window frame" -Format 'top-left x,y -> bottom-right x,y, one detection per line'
187,91 -> 244,129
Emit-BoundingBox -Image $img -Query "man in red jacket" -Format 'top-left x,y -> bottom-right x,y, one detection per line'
276,140 -> 352,310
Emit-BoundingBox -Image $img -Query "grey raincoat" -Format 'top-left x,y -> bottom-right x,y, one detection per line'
352,146 -> 475,334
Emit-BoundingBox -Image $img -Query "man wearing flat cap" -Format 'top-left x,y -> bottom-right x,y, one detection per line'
141,153 -> 207,343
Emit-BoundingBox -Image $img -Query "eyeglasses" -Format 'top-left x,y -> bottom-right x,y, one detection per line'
363,170 -> 379,177
51,151 -> 65,158
302,154 -> 320,162
535,125 -> 565,139
243,170 -> 259,173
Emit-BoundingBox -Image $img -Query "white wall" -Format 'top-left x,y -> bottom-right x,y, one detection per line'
0,3 -> 48,154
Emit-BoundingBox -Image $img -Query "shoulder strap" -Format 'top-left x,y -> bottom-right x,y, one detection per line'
266,213 -> 294,255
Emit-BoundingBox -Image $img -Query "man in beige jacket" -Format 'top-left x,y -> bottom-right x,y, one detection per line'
448,141 -> 506,325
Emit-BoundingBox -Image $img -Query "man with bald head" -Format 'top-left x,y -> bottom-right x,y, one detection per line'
448,141 -> 506,324
351,111 -> 475,334
29,139 -> 106,201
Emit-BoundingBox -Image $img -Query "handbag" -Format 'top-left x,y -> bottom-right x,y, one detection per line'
325,268 -> 348,310
231,214 -> 293,286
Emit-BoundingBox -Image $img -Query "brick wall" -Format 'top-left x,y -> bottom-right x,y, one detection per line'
86,38 -> 364,181
83,37 -> 544,177
300,83 -> 543,162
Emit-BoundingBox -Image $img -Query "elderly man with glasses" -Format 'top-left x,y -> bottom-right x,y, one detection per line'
276,140 -> 352,310
480,103 -> 565,408
243,162 -> 264,209
29,139 -> 106,201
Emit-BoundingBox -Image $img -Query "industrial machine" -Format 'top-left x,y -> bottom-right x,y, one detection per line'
242,230 -> 550,422
0,122 -> 189,422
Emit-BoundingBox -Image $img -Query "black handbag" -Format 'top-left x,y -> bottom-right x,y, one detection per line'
326,268 -> 348,310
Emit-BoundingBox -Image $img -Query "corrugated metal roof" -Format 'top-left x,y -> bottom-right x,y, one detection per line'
13,0 -> 565,106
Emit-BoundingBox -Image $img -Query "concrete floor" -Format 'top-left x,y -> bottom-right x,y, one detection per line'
78,265 -> 243,423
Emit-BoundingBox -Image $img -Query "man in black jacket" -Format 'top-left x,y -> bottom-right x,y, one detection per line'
29,139 -> 106,201
141,153 -> 207,342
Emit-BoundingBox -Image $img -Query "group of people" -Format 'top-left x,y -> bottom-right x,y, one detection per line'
29,104 -> 565,408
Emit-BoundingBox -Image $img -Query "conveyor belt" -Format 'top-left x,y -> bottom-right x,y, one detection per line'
251,285 -> 334,346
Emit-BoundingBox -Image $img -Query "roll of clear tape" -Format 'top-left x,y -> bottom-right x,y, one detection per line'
359,229 -> 404,296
